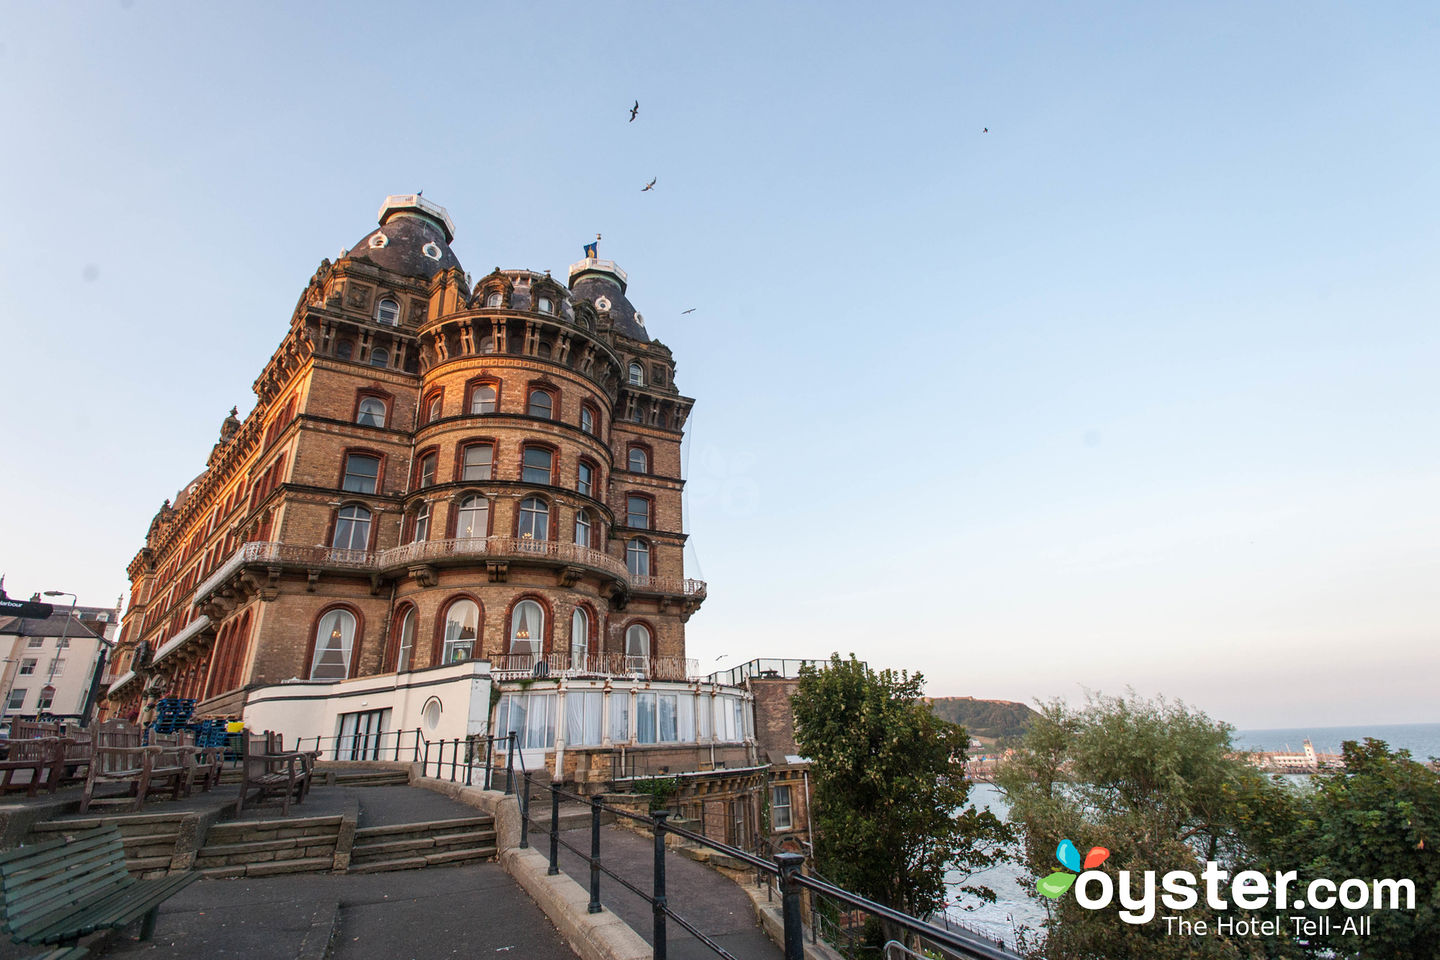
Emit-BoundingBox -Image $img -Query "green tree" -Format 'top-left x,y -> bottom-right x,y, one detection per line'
998,692 -> 1298,960
791,653 -> 1010,931
1236,738 -> 1440,960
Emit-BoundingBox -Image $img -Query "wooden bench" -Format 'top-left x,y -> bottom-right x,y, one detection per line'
0,825 -> 196,949
150,731 -> 222,795
0,733 -> 65,798
235,730 -> 312,815
79,720 -> 186,814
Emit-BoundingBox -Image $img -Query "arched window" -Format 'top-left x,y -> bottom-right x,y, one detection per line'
417,452 -> 437,488
394,607 -> 416,672
576,461 -> 593,497
310,609 -> 356,681
574,509 -> 592,548
518,497 -> 549,540
343,454 -> 380,493
336,340 -> 354,360
376,298 -> 400,325
412,502 -> 431,543
509,600 -> 543,658
462,443 -> 493,481
442,599 -> 479,662
626,496 -> 650,529
484,291 -> 502,308
357,397 -> 387,428
456,496 -> 488,539
627,447 -> 648,474
522,446 -> 553,485
527,389 -> 553,419
625,624 -> 650,671
425,394 -> 443,424
369,347 -> 389,368
628,362 -> 644,386
470,383 -> 496,415
332,505 -> 371,550
580,405 -> 595,436
626,539 -> 650,577
570,608 -> 589,669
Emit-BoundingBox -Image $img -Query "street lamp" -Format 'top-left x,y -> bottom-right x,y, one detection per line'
42,592 -> 76,718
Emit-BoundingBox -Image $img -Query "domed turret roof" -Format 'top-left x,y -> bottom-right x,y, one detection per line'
342,194 -> 462,280
569,255 -> 650,342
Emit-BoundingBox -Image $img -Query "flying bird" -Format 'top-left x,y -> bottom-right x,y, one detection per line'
642,178 -> 657,192
681,308 -> 696,314
629,100 -> 639,122
982,128 -> 988,133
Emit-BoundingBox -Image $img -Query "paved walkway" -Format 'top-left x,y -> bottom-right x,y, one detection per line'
83,864 -> 576,960
554,824 -> 784,960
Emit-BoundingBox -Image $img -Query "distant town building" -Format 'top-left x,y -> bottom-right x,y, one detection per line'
106,195 -> 782,848
0,604 -> 112,723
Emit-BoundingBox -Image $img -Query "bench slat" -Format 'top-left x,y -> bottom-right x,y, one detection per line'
5,861 -> 131,928
23,873 -> 197,944
2,832 -> 126,882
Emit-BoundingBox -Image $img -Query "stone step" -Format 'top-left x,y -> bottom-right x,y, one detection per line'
334,772 -> 409,786
351,829 -> 496,862
204,816 -> 343,844
34,813 -> 189,836
121,833 -> 180,859
199,856 -> 333,879
347,846 -> 495,874
353,817 -> 491,841
195,841 -> 337,868
125,855 -> 173,873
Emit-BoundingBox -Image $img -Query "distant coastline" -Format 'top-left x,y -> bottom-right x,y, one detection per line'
1234,721 -> 1440,760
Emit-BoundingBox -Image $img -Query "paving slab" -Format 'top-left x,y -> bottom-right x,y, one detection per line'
88,863 -> 576,960
554,824 -> 784,960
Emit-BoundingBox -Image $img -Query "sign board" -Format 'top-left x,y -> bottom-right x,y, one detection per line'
0,598 -> 53,619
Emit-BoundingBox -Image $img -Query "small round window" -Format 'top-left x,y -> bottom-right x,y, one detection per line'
595,296 -> 611,311
422,697 -> 442,731
369,233 -> 389,249
421,242 -> 442,261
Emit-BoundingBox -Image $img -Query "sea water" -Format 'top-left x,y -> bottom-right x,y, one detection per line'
942,722 -> 1440,947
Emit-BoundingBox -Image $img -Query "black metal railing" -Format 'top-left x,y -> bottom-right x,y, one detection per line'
517,772 -> 1022,960
295,729 -> 521,793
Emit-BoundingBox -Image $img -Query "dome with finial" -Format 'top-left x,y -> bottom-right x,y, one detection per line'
341,194 -> 463,280
568,242 -> 650,342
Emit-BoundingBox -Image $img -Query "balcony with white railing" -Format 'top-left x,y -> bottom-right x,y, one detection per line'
489,651 -> 699,682
194,538 -> 707,605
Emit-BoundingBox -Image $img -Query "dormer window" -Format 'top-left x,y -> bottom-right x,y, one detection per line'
369,233 -> 389,249
376,298 -> 400,325
421,242 -> 442,261
370,347 -> 389,368
596,296 -> 612,311
537,296 -> 553,314
484,291 -> 502,308
628,363 -> 644,386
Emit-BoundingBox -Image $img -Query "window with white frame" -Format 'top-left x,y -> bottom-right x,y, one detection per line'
6,689 -> 25,710
636,692 -> 683,744
580,406 -> 594,435
395,608 -> 416,672
626,496 -> 650,528
527,389 -> 554,419
624,624 -> 650,673
37,688 -> 54,711
17,659 -> 35,676
574,510 -> 593,548
628,447 -> 648,474
496,692 -> 556,750
332,505 -> 372,550
509,600 -> 543,660
570,608 -> 588,668
26,638 -> 43,649
456,496 -> 488,539
48,659 -> 64,677
628,362 -> 644,386
565,690 -> 603,745
626,539 -> 650,577
376,297 -> 400,325
412,502 -> 431,543
417,452 -> 437,488
442,599 -> 479,662
518,497 -> 549,540
357,397 -> 387,428
471,384 -> 497,415
343,454 -> 380,494
577,461 -> 593,497
608,692 -> 630,742
771,785 -> 793,829
522,447 -> 553,485
462,444 -> 493,481
310,609 -> 356,681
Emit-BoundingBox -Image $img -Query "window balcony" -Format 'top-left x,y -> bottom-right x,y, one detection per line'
490,651 -> 698,682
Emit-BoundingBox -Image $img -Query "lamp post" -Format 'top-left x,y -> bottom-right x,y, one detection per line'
42,592 -> 76,718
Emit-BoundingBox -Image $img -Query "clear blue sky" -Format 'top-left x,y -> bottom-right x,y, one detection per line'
2,2 -> 1436,728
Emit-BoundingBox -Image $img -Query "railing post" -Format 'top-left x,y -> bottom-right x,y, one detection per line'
423,739 -> 430,778
519,773 -> 530,849
465,736 -> 474,787
450,738 -> 458,781
547,785 -> 560,875
776,853 -> 806,960
652,811 -> 669,960
505,733 -> 515,795
414,728 -> 421,763
484,737 -> 494,791
587,801 -> 602,914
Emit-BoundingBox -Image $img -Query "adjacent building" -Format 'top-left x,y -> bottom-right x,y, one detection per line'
104,195 -> 786,847
0,605 -> 112,724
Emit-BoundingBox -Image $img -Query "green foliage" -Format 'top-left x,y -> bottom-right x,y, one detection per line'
631,775 -> 680,812
927,697 -> 1040,745
998,693 -> 1294,959
1236,738 -> 1440,959
791,653 -> 1012,924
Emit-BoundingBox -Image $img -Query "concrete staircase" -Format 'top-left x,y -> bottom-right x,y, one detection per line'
31,811 -> 193,878
348,816 -> 496,873
195,814 -> 344,878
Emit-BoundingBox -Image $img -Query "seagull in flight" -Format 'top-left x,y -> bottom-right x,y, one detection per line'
629,100 -> 639,122
982,127 -> 989,133
642,177 -> 657,192
681,308 -> 696,314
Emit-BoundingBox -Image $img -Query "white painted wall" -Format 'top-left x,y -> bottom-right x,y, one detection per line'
241,660 -> 492,754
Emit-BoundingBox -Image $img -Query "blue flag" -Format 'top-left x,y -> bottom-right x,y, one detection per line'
583,241 -> 598,258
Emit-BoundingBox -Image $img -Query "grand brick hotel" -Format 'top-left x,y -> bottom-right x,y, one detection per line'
105,196 -> 788,845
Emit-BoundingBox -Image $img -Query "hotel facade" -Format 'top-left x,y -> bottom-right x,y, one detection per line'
107,196 -> 771,840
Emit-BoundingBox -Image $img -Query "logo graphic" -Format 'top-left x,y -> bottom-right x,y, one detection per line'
1037,839 -> 1110,899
